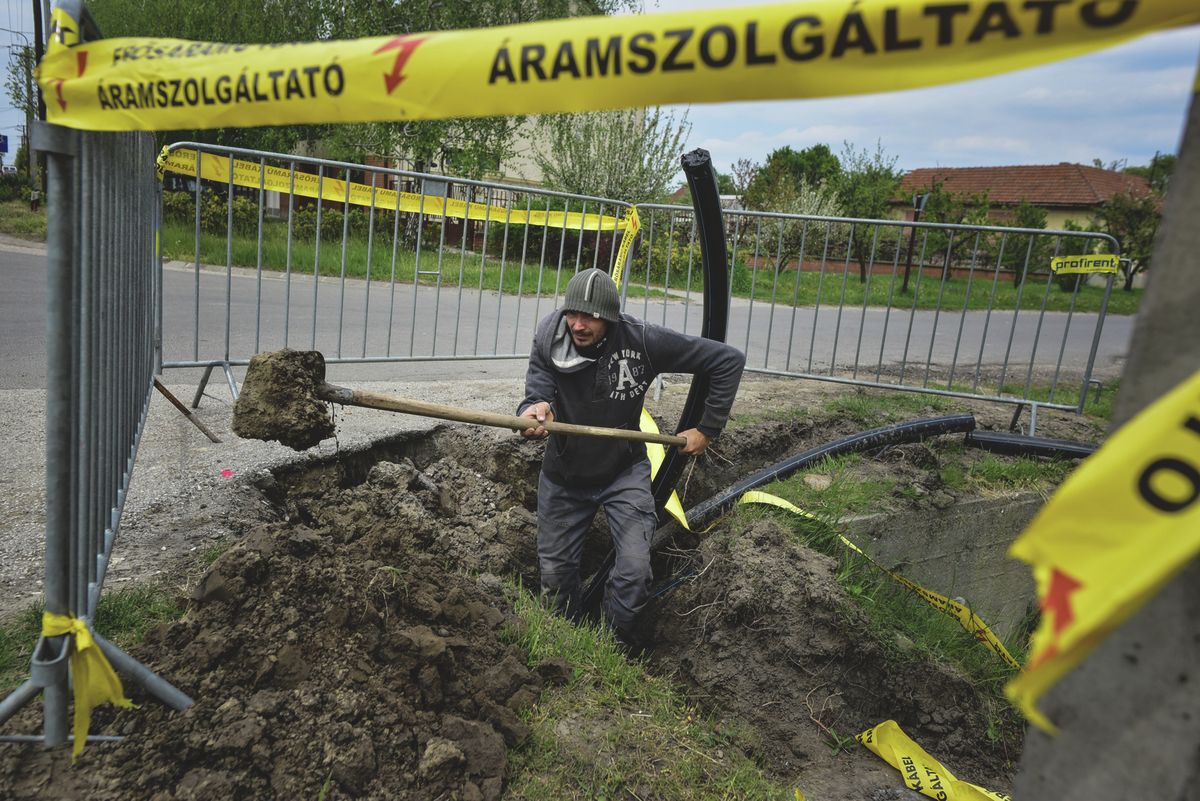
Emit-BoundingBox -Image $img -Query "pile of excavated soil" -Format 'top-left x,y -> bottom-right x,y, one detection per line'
646,518 -> 1020,800
1,414 -> 1057,799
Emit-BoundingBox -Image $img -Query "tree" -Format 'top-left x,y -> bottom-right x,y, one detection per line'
742,144 -> 841,210
716,172 -> 736,195
1092,190 -> 1161,291
88,0 -> 639,170
533,107 -> 690,203
730,157 -> 757,197
1123,152 -> 1175,195
3,43 -> 36,184
836,141 -> 900,282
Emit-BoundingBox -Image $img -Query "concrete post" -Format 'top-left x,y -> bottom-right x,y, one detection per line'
1012,83 -> 1200,799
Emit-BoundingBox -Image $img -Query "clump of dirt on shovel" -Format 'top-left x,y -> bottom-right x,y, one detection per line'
232,349 -> 335,450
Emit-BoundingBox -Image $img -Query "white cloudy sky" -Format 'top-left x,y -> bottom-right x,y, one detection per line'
3,3 -> 1197,174
633,0 -> 1200,174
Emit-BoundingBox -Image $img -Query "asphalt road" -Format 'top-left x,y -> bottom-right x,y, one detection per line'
1,239 -> 1133,395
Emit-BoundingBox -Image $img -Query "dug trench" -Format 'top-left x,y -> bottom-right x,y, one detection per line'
1,400 -> 1086,800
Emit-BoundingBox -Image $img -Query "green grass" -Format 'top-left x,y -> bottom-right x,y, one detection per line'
163,219 -> 596,298
0,586 -> 183,693
726,263 -> 1139,316
766,454 -> 897,521
821,390 -> 956,426
503,585 -> 796,800
0,199 -> 47,241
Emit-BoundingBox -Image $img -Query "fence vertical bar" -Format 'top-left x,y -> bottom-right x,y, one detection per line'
223,155 -> 234,363
431,180 -> 451,356
784,220 -> 809,371
362,173 -> 378,358
851,225 -> 881,379
387,174 -> 403,356
898,229 -> 930,386
972,233 -> 1009,394
254,157 -> 266,352
763,220 -> 785,368
409,179 -> 430,357
806,224 -> 833,373
512,194 -> 533,351
875,226 -> 906,381
921,230 -> 955,387
946,232 -> 982,389
336,169 -> 352,358
830,224 -> 856,376
282,162 -> 296,349
308,165 -> 325,350
39,122 -> 78,748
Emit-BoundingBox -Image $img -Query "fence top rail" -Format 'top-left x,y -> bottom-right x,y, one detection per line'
166,141 -> 635,210
637,202 -> 1121,251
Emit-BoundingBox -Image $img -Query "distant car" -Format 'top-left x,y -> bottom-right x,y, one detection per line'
1,166 -> 16,175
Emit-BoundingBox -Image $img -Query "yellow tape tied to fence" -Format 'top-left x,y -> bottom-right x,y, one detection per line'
858,720 -> 1011,801
40,613 -> 137,759
1005,369 -> 1200,732
158,148 -> 633,232
38,3 -> 1200,131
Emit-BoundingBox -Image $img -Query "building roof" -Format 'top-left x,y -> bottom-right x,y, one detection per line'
897,163 -> 1154,207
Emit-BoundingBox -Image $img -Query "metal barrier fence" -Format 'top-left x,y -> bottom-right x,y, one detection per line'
157,142 -> 635,401
630,205 -> 1119,417
158,144 -> 1118,421
0,4 -> 191,745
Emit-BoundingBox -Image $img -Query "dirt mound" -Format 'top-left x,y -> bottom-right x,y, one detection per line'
646,518 -> 1019,798
2,421 -> 1026,799
1,431 -> 556,800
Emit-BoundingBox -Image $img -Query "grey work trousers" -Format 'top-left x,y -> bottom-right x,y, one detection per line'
536,459 -> 656,635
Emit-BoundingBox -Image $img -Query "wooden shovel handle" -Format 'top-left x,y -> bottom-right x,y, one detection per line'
318,383 -> 688,448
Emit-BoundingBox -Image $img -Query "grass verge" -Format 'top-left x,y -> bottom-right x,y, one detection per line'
0,200 -> 47,241
0,586 -> 184,693
161,219 -> 1137,315
503,585 -> 797,800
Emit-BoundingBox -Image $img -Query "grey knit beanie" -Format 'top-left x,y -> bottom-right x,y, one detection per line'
563,268 -> 620,322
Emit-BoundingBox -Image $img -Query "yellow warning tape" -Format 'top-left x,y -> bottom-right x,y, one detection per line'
1049,254 -> 1119,275
739,491 -> 1021,669
38,3 -> 1200,132
157,147 -> 632,232
40,612 -> 137,759
858,720 -> 1011,801
1006,368 -> 1200,733
640,407 -> 689,528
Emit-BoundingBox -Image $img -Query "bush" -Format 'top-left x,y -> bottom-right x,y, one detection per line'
0,173 -> 28,203
163,190 -> 258,235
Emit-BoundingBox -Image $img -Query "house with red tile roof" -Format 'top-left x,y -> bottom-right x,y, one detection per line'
894,163 -> 1155,229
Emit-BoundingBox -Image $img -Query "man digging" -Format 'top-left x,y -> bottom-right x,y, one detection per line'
517,267 -> 745,650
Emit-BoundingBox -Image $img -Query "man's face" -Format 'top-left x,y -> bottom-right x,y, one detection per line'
565,311 -> 608,348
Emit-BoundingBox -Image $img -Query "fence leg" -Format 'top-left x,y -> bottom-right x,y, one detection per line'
1028,402 -> 1039,436
222,362 -> 240,402
1008,403 -> 1026,433
0,680 -> 40,729
154,378 -> 221,442
92,630 -> 193,712
191,364 -> 216,409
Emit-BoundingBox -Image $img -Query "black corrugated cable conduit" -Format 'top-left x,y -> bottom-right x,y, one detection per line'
649,147 -> 732,511
963,430 -> 1098,460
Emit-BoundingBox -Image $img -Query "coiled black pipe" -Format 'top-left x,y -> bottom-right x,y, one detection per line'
964,430 -> 1097,460
649,148 -> 731,515
684,414 -> 978,531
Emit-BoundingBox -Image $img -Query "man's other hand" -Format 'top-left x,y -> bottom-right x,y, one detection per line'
518,402 -> 554,439
678,428 -> 711,456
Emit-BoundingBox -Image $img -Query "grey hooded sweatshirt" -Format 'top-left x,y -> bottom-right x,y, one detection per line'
518,310 -> 746,487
